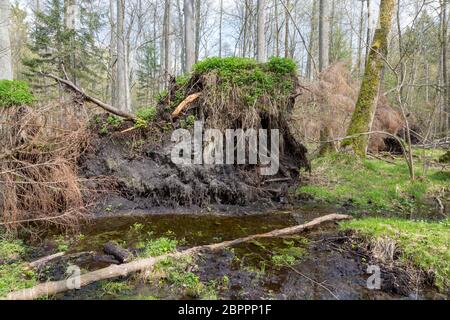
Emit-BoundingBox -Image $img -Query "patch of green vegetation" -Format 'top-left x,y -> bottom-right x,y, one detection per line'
0,239 -> 26,262
100,280 -> 133,297
137,237 -> 178,258
152,257 -> 219,299
175,74 -> 190,86
341,218 -> 450,291
106,115 -> 123,127
53,235 -> 70,252
136,106 -> 157,121
271,246 -> 307,267
0,263 -> 37,297
298,153 -> 449,214
0,80 -> 35,107
134,106 -> 157,129
180,115 -> 196,129
192,57 -> 296,108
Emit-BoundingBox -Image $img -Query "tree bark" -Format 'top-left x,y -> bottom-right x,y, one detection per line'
109,0 -> 117,105
284,0 -> 290,58
439,0 -> 448,132
184,0 -> 195,72
194,0 -> 201,62
163,0 -> 172,85
0,0 -> 13,80
116,0 -> 130,112
318,0 -> 330,72
256,0 -> 266,62
6,214 -> 351,300
306,0 -> 318,80
343,0 -> 396,157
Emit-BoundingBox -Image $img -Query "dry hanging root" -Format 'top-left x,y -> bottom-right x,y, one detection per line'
0,103 -> 89,234
5,214 -> 351,300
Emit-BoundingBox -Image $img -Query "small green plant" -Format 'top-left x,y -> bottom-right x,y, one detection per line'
0,80 -> 35,107
54,236 -> 70,252
175,74 -> 190,86
130,223 -> 145,233
180,115 -> 196,129
134,106 -> 157,129
139,237 -> 178,258
101,280 -> 132,297
271,246 -> 306,267
136,106 -> 157,121
107,115 -> 123,127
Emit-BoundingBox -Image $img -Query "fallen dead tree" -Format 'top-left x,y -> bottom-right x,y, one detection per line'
41,72 -> 136,121
6,213 -> 351,300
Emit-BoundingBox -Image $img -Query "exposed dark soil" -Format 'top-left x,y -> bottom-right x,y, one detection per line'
79,124 -> 309,216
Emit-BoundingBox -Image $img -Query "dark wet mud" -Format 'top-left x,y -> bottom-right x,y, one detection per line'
40,206 -> 445,300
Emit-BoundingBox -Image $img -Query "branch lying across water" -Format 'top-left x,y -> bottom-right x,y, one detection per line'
5,213 -> 352,300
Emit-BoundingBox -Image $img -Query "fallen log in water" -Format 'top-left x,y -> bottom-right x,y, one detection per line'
103,242 -> 132,263
5,214 -> 351,300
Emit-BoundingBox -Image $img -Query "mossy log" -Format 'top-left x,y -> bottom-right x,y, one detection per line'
6,214 -> 351,300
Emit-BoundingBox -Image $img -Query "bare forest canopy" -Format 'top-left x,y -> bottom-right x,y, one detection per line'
0,0 -> 447,139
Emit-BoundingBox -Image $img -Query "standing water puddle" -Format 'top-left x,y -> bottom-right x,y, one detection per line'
57,206 -> 443,300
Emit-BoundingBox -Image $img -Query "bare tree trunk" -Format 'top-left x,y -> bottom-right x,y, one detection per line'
116,0 -> 130,112
439,0 -> 448,132
109,0 -> 117,105
256,0 -> 266,62
194,0 -> 200,62
306,0 -> 318,80
365,0 -> 371,63
343,0 -> 396,157
284,0 -> 290,58
163,0 -> 172,85
318,0 -> 330,72
274,0 -> 280,57
218,0 -> 223,57
184,0 -> 195,72
356,0 -> 364,75
0,0 -> 13,80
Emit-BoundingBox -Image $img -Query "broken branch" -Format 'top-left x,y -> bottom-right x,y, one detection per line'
171,93 -> 202,118
42,73 -> 136,121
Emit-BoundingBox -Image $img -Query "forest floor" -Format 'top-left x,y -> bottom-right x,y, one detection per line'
298,149 -> 449,217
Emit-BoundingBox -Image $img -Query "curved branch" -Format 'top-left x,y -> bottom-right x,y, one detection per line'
41,73 -> 136,121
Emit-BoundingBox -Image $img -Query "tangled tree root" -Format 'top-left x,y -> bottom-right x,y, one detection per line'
0,103 -> 89,234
